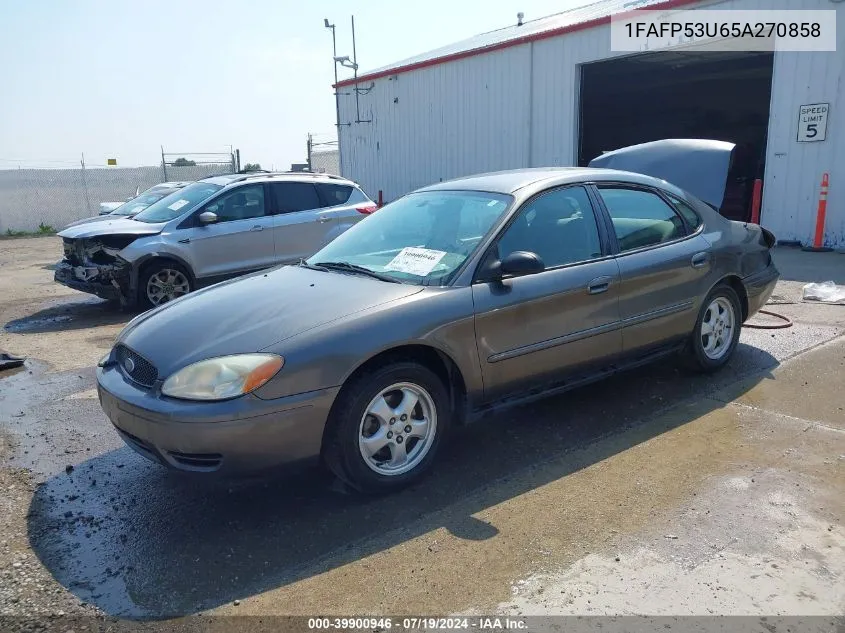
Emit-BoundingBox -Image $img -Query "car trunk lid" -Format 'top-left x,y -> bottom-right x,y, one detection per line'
588,139 -> 736,211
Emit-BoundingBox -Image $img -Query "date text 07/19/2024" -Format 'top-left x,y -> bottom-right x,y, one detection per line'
307,617 -> 528,630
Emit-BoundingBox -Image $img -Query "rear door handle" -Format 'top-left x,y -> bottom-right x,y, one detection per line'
177,238 -> 190,244
691,252 -> 709,268
587,276 -> 613,295
250,225 -> 264,232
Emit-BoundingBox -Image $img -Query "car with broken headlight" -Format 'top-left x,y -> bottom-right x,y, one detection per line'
96,139 -> 779,493
55,172 -> 376,308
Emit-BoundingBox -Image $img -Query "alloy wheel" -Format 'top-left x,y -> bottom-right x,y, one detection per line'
358,382 -> 437,476
146,269 -> 190,306
700,296 -> 735,360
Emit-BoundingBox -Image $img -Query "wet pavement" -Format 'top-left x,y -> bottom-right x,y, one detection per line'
1,237 -> 844,619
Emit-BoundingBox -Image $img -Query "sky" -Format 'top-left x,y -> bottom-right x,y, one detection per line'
0,0 -> 591,171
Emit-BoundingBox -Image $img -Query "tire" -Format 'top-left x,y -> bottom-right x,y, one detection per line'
137,260 -> 193,310
682,283 -> 742,373
322,361 -> 450,494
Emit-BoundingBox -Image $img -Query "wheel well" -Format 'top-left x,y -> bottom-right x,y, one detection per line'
722,275 -> 748,321
341,344 -> 468,424
138,256 -> 195,285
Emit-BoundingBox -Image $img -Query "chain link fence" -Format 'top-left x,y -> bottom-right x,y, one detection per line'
0,159 -> 235,234
310,149 -> 340,176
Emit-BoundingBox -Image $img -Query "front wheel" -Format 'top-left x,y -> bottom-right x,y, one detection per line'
138,261 -> 193,310
682,283 -> 742,372
322,362 -> 450,494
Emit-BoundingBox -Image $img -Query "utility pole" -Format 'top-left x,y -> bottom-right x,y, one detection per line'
352,15 -> 360,124
324,18 -> 342,175
80,153 -> 91,215
160,145 -> 167,181
307,133 -> 313,171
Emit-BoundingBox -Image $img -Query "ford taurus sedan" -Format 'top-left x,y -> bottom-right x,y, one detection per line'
97,139 -> 779,493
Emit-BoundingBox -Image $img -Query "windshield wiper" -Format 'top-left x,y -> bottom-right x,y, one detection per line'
313,261 -> 401,283
298,259 -> 329,272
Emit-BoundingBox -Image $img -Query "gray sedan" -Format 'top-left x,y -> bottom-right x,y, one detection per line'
96,139 -> 779,493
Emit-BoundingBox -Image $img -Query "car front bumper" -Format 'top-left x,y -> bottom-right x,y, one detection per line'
744,261 -> 780,319
54,261 -> 124,301
96,363 -> 338,473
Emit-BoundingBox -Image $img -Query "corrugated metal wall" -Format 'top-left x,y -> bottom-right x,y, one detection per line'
339,0 -> 843,246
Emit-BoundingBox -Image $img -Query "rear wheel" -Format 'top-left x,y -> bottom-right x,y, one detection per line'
138,261 -> 192,310
323,362 -> 450,494
682,283 -> 742,372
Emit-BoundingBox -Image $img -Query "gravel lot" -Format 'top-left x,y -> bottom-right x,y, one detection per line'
1,236 -> 844,623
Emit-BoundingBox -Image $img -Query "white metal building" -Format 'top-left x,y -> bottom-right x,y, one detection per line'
336,0 -> 843,247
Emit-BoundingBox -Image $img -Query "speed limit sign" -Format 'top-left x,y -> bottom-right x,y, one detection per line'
797,103 -> 829,142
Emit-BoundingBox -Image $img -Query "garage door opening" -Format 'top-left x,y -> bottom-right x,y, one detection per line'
578,50 -> 774,221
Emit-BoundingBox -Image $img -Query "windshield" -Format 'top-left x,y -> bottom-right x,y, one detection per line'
133,182 -> 223,223
307,190 -> 512,285
111,190 -> 174,216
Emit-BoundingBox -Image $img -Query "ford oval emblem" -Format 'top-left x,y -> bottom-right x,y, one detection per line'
124,357 -> 135,373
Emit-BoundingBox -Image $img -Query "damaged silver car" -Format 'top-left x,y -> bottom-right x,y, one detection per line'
55,172 -> 376,309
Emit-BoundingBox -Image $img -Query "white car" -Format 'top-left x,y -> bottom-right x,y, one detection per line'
97,182 -> 192,216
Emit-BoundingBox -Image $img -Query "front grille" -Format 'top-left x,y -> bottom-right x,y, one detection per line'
114,344 -> 158,388
166,451 -> 223,472
115,428 -> 162,464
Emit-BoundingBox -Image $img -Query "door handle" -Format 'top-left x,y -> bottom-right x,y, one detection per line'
177,238 -> 190,244
316,216 -> 332,224
691,252 -> 709,268
587,276 -> 612,295
250,225 -> 264,232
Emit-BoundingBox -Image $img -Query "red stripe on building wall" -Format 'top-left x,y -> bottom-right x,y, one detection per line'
335,0 -> 704,88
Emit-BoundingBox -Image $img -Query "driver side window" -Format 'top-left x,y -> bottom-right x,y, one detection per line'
496,186 -> 603,269
203,185 -> 266,223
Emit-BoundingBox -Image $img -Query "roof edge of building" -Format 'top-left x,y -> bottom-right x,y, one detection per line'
334,0 -> 703,88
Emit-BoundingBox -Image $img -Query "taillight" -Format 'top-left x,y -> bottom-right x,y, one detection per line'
356,204 -> 378,215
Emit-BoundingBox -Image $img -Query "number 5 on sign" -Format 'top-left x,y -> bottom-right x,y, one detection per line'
797,103 -> 829,142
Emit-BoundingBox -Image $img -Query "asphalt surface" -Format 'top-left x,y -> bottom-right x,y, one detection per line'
1,236 -> 844,620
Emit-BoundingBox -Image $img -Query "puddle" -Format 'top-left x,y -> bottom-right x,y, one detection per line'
5,314 -> 73,333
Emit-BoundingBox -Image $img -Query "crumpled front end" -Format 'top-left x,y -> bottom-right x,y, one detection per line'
54,235 -> 136,303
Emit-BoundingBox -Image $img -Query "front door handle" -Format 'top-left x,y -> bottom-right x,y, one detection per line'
177,238 -> 190,244
317,216 -> 332,224
587,276 -> 613,295
250,225 -> 264,232
691,252 -> 709,268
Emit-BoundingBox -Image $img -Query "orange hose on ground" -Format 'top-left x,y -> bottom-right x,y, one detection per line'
744,309 -> 793,329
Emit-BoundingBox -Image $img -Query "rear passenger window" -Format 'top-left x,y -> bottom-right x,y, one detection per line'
597,187 -> 686,252
271,182 -> 321,213
666,193 -> 702,230
317,184 -> 353,206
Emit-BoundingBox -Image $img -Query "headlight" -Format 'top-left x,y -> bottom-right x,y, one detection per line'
98,352 -> 112,367
161,354 -> 284,401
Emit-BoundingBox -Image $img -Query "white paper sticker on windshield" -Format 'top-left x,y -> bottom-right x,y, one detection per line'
167,199 -> 190,211
384,247 -> 447,276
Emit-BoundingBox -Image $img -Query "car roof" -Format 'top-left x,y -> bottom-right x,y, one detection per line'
200,172 -> 358,188
417,167 -> 679,195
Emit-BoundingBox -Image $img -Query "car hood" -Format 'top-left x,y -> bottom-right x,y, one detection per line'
118,265 -> 424,379
588,139 -> 736,210
57,217 -> 165,239
64,214 -> 132,229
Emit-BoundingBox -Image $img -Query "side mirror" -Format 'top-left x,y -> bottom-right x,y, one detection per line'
198,211 -> 218,225
499,251 -> 545,277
